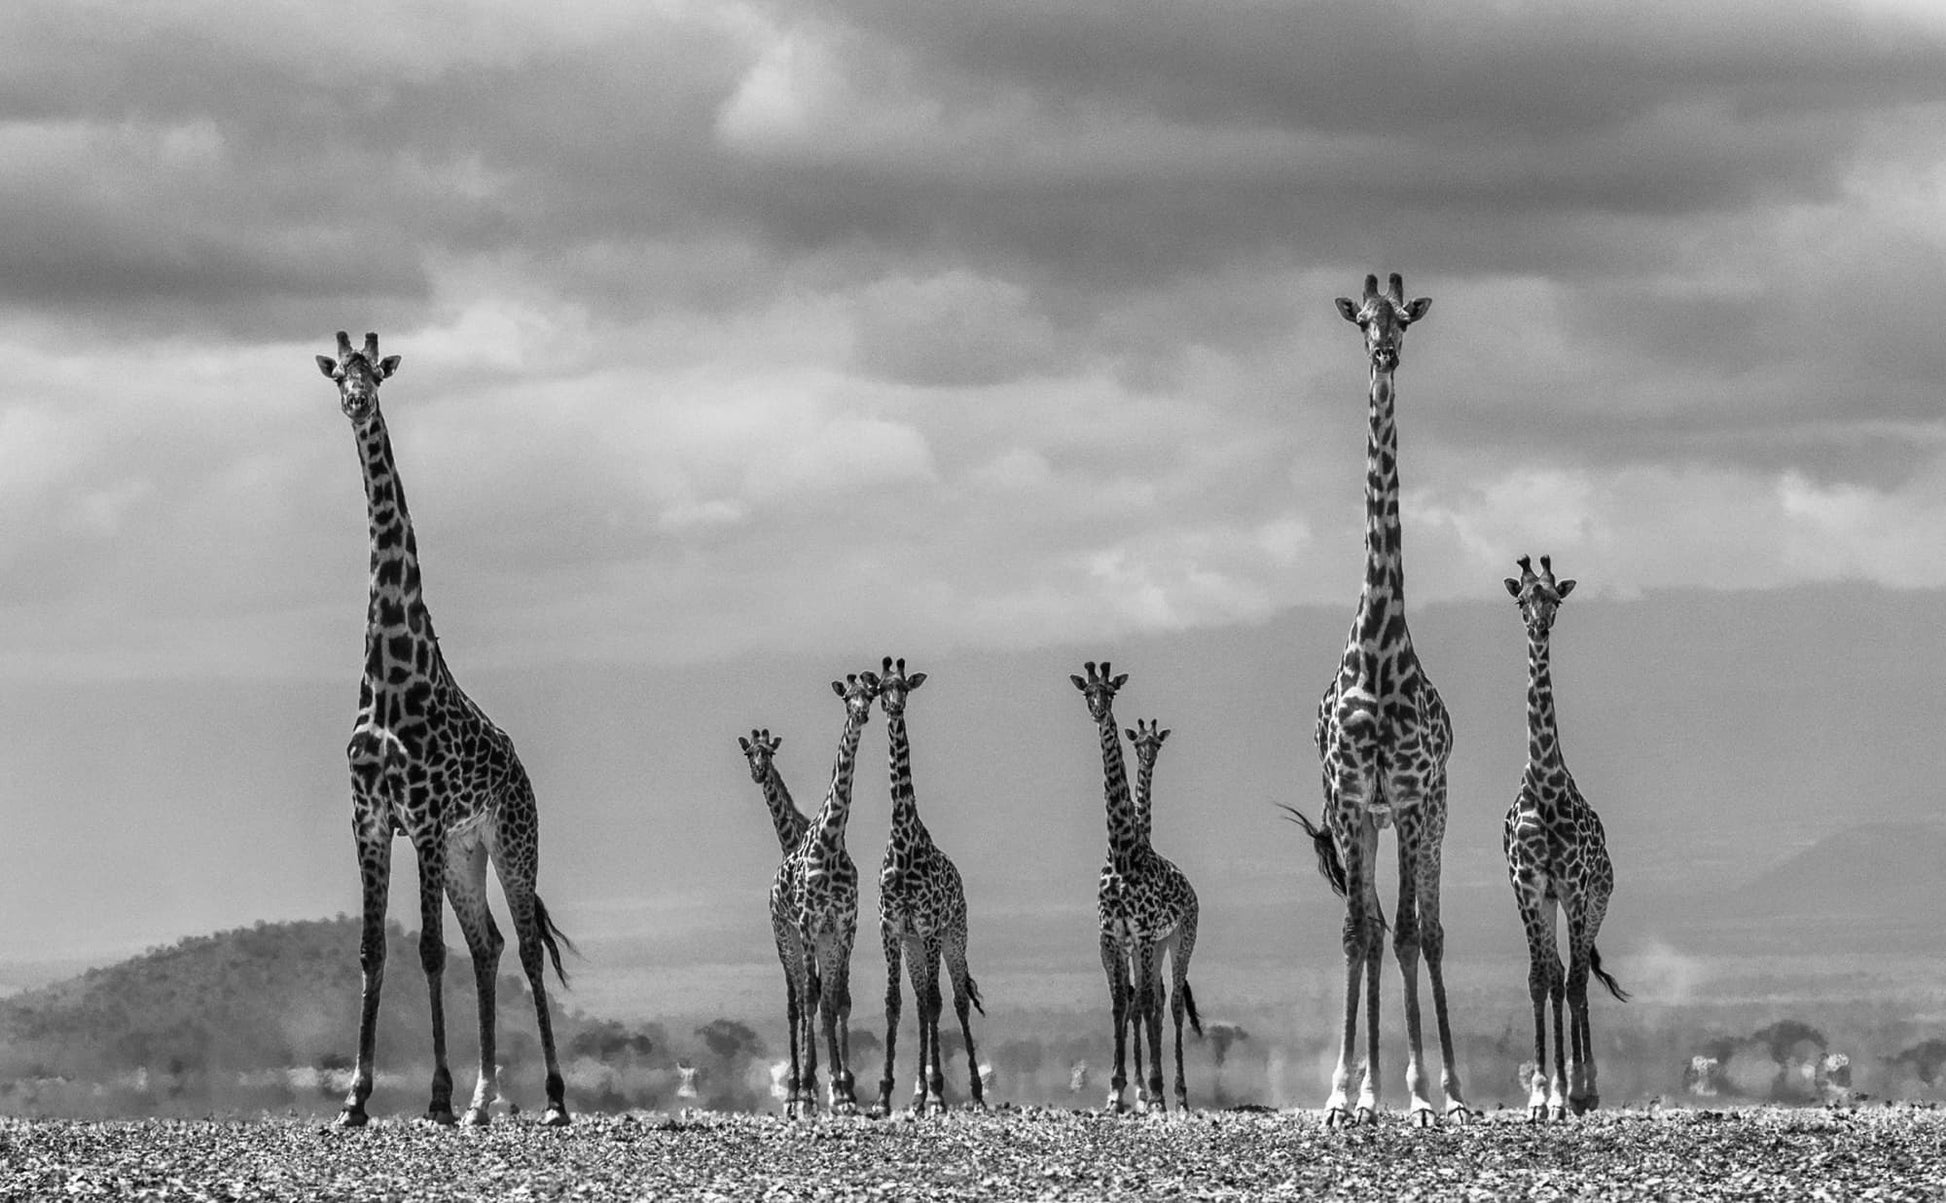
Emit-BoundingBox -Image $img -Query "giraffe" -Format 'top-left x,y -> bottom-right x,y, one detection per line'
1502,554 -> 1627,1120
1070,662 -> 1203,1113
1124,715 -> 1203,1110
873,656 -> 986,1117
788,670 -> 880,1116
1127,719 -> 1169,846
1295,274 -> 1474,1128
316,331 -> 572,1128
737,728 -> 814,1116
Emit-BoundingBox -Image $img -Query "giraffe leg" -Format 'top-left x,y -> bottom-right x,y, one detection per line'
1392,829 -> 1435,1127
796,948 -> 822,1118
412,838 -> 457,1126
1548,959 -> 1568,1121
338,805 -> 391,1128
1565,904 -> 1598,1114
918,937 -> 947,1114
445,831 -> 505,1126
944,935 -> 985,1109
1325,818 -> 1379,1128
1137,942 -> 1166,1115
1098,933 -> 1130,1113
1514,884 -> 1557,1122
1413,789 -> 1475,1123
820,934 -> 859,1115
493,814 -> 570,1127
1166,917 -> 1199,1114
777,938 -> 804,1117
876,925 -> 903,1117
901,933 -> 931,1112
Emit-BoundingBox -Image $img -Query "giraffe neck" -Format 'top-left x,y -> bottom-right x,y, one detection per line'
1357,362 -> 1406,625
808,710 -> 866,853
1524,627 -> 1564,771
1132,753 -> 1157,847
1095,713 -> 1141,863
885,710 -> 930,860
759,765 -> 810,854
354,411 -> 442,692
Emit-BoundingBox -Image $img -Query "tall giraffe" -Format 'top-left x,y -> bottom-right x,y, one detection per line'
789,670 -> 880,1116
1127,719 -> 1169,846
1124,716 -> 1202,1110
1297,274 -> 1473,1127
873,656 -> 986,1116
1502,554 -> 1627,1121
316,332 -> 572,1128
1070,662 -> 1202,1113
737,728 -> 814,1116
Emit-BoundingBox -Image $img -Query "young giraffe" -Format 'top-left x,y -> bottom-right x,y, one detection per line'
1124,716 -> 1202,1110
1297,275 -> 1474,1127
316,332 -> 572,1128
737,729 -> 814,1117
1502,554 -> 1627,1121
1070,662 -> 1202,1114
874,656 -> 987,1117
788,670 -> 880,1116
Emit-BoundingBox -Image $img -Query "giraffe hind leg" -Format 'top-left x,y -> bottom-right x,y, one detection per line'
945,934 -> 985,1108
446,830 -> 505,1127
492,813 -> 572,1127
916,938 -> 946,1114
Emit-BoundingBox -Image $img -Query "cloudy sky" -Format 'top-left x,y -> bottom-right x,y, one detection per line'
4,1 -> 1946,995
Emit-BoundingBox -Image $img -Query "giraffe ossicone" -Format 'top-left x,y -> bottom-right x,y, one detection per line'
321,330 -> 573,1131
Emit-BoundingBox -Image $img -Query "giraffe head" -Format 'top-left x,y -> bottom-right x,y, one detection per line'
1335,273 -> 1431,371
1504,553 -> 1577,637
315,331 -> 402,425
737,728 -> 783,784
875,656 -> 928,719
1124,718 -> 1170,769
830,670 -> 882,725
1069,660 -> 1128,725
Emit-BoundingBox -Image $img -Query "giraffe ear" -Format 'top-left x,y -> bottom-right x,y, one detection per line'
1157,728 -> 1170,744
1503,578 -> 1522,598
831,680 -> 846,698
1556,579 -> 1576,598
1335,297 -> 1359,323
906,672 -> 926,691
1111,674 -> 1128,690
1070,675 -> 1088,691
376,354 -> 402,380
316,355 -> 342,380
1124,728 -> 1137,743
1404,297 -> 1431,323
737,736 -> 752,753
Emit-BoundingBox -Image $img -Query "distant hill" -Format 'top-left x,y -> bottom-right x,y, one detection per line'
0,916 -> 768,1118
1705,820 -> 1946,953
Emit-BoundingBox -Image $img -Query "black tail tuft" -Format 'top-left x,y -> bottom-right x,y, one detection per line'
1590,945 -> 1629,1002
1279,804 -> 1347,898
967,974 -> 986,1017
1182,980 -> 1203,1038
533,894 -> 577,988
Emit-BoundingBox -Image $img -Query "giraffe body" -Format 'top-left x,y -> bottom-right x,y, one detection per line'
738,729 -> 814,1116
1305,276 -> 1473,1128
786,672 -> 880,1116
872,658 -> 985,1116
1502,555 -> 1625,1121
317,332 -> 571,1129
1072,664 -> 1202,1114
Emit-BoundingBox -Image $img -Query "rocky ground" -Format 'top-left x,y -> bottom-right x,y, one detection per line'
1,1106 -> 1941,1201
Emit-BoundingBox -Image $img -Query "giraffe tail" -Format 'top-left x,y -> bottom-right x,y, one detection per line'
1279,804 -> 1347,898
533,894 -> 577,988
1590,945 -> 1629,1003
1182,980 -> 1203,1038
967,974 -> 986,1016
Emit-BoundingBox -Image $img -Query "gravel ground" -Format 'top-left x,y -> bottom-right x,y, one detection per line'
1,1106 -> 1942,1201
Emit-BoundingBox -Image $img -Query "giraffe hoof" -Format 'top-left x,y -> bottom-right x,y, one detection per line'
457,1107 -> 489,1127
425,1108 -> 458,1127
1354,1106 -> 1378,1126
1322,1107 -> 1353,1129
1526,1106 -> 1547,1124
1408,1107 -> 1437,1128
334,1107 -> 370,1129
1569,1094 -> 1598,1115
541,1107 -> 571,1128
1547,1105 -> 1568,1122
1444,1103 -> 1479,1125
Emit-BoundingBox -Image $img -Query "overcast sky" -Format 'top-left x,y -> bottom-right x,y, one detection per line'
4,2 -> 1946,979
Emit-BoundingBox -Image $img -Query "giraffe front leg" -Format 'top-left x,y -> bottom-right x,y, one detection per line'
780,955 -> 804,1118
876,925 -> 903,1118
1517,891 -> 1558,1123
414,841 -> 457,1126
1098,933 -> 1130,1113
1414,814 -> 1476,1124
1135,943 -> 1165,1115
918,939 -> 947,1115
823,936 -> 859,1115
447,836 -> 504,1127
338,815 -> 391,1129
1565,916 -> 1598,1114
1393,836 -> 1435,1127
1324,822 -> 1379,1128
796,954 -> 822,1119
